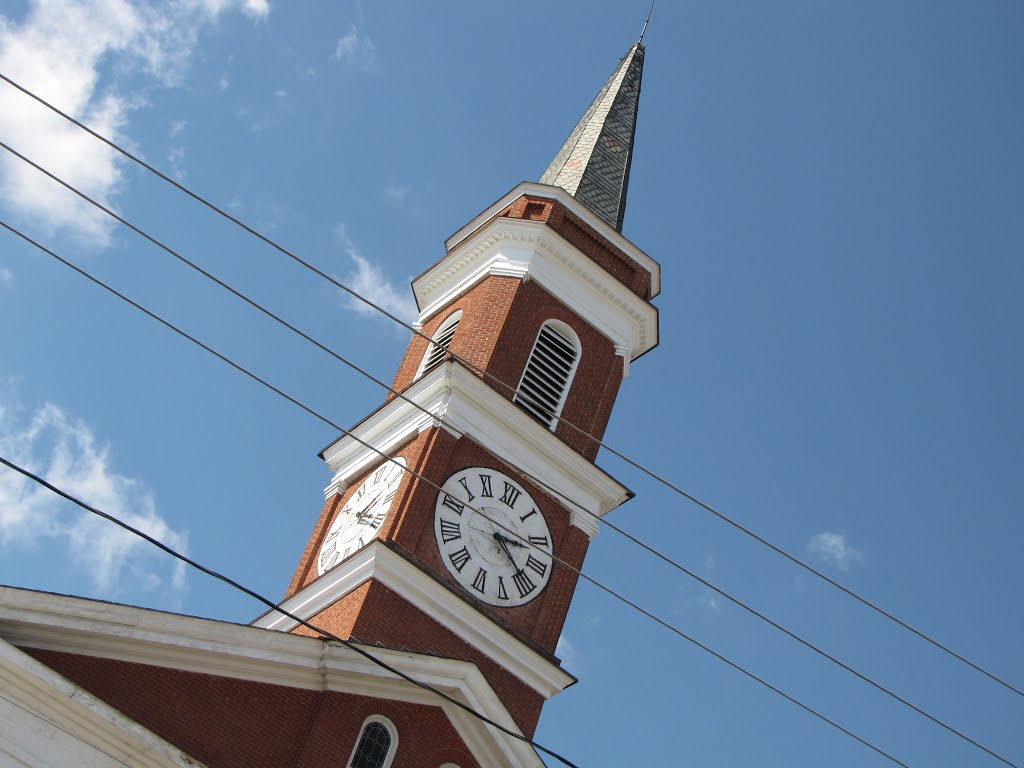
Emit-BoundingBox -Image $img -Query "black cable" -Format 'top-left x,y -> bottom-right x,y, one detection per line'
0,455 -> 577,768
2,144 -> 1015,767
1,72 -> 1016,702
1,220 -> 918,768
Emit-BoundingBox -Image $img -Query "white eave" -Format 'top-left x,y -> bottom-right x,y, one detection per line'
319,361 -> 632,538
443,181 -> 661,298
253,540 -> 576,701
0,586 -> 547,768
419,217 -> 658,362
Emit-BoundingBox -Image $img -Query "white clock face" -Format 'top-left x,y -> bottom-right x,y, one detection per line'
433,467 -> 553,607
318,457 -> 407,575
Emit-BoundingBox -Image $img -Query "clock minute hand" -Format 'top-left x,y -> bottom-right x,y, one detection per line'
493,532 -> 518,567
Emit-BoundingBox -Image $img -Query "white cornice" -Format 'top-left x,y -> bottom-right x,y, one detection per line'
319,361 -> 630,535
0,587 -> 545,768
1,637 -> 205,768
252,541 -> 574,700
416,217 -> 658,361
443,181 -> 661,298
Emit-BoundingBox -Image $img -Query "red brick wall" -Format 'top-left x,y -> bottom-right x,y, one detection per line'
24,648 -> 481,768
295,579 -> 548,738
389,275 -> 623,462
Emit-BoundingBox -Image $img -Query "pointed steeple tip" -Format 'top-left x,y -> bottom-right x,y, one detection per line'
539,42 -> 645,233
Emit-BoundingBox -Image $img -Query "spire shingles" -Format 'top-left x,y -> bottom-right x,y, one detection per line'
539,42 -> 645,233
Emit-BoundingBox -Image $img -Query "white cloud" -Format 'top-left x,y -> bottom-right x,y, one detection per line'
273,88 -> 286,98
218,72 -> 231,91
383,183 -> 411,205
169,118 -> 187,138
556,634 -> 580,674
0,0 -> 267,245
335,223 -> 418,325
332,23 -> 375,67
0,266 -> 12,286
0,390 -> 188,598
808,531 -> 863,571
697,554 -> 720,611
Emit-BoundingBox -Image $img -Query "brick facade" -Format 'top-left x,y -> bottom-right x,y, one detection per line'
24,648 -> 481,768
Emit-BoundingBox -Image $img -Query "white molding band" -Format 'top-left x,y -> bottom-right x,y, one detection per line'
0,587 -> 545,768
252,541 -> 575,701
442,181 -> 661,298
415,217 -> 658,361
319,361 -> 630,537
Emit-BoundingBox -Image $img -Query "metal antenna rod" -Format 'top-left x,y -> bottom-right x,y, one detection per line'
639,0 -> 656,43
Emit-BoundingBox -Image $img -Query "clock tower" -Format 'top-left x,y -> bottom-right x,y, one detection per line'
256,40 -> 658,759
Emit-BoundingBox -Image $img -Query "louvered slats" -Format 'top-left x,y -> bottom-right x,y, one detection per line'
420,313 -> 461,377
515,324 -> 578,428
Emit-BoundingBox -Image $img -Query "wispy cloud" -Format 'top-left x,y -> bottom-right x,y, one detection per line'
332,23 -> 375,68
169,118 -> 187,138
0,388 -> 188,599
0,266 -> 12,286
334,223 -> 417,325
0,0 -> 267,245
808,531 -> 863,571
555,634 -> 581,674
383,183 -> 411,205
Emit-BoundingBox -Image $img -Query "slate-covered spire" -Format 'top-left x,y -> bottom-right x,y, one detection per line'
539,42 -> 645,233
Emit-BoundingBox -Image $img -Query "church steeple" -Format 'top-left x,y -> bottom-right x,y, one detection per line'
539,42 -> 645,232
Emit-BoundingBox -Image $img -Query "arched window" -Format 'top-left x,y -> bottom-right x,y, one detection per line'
347,716 -> 398,768
514,321 -> 580,429
417,310 -> 462,379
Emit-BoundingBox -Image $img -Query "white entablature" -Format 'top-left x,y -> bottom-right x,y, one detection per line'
319,361 -> 632,540
413,184 -> 660,363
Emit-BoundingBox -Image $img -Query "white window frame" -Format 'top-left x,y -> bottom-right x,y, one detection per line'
513,320 -> 581,430
416,310 -> 463,380
346,715 -> 399,768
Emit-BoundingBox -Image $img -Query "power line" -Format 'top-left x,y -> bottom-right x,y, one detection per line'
1,145 -> 1016,768
1,219 -> 918,768
0,455 -> 578,768
1,72 -> 1015,700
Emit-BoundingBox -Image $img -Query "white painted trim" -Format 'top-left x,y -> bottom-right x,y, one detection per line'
252,541 -> 575,700
319,362 -> 630,531
0,637 -> 206,768
443,181 -> 660,297
416,218 -> 658,361
0,587 -> 544,768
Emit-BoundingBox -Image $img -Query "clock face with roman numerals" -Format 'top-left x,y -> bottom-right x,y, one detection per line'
433,467 -> 553,607
317,457 -> 407,576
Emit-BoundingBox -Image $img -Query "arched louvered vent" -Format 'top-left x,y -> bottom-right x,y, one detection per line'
514,322 -> 580,429
418,311 -> 462,379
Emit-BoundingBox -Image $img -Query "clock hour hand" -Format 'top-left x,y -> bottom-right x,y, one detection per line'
494,531 -> 526,548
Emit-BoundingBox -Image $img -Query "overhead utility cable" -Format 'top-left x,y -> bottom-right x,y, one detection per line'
2,72 -> 1018,702
0,455 -> 579,768
2,145 -> 1015,768
2,220 -> 918,768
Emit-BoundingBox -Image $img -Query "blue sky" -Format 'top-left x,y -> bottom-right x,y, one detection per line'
1,1 -> 1021,766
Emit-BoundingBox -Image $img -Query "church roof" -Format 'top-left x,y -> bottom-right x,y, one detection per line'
539,42 -> 645,233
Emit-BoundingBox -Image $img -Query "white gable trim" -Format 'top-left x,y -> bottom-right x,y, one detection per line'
320,362 -> 631,535
0,636 -> 206,768
0,587 -> 545,768
252,541 -> 575,700
416,217 -> 658,361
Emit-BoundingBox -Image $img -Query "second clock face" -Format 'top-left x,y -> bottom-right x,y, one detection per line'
433,467 -> 553,607
318,457 -> 407,576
